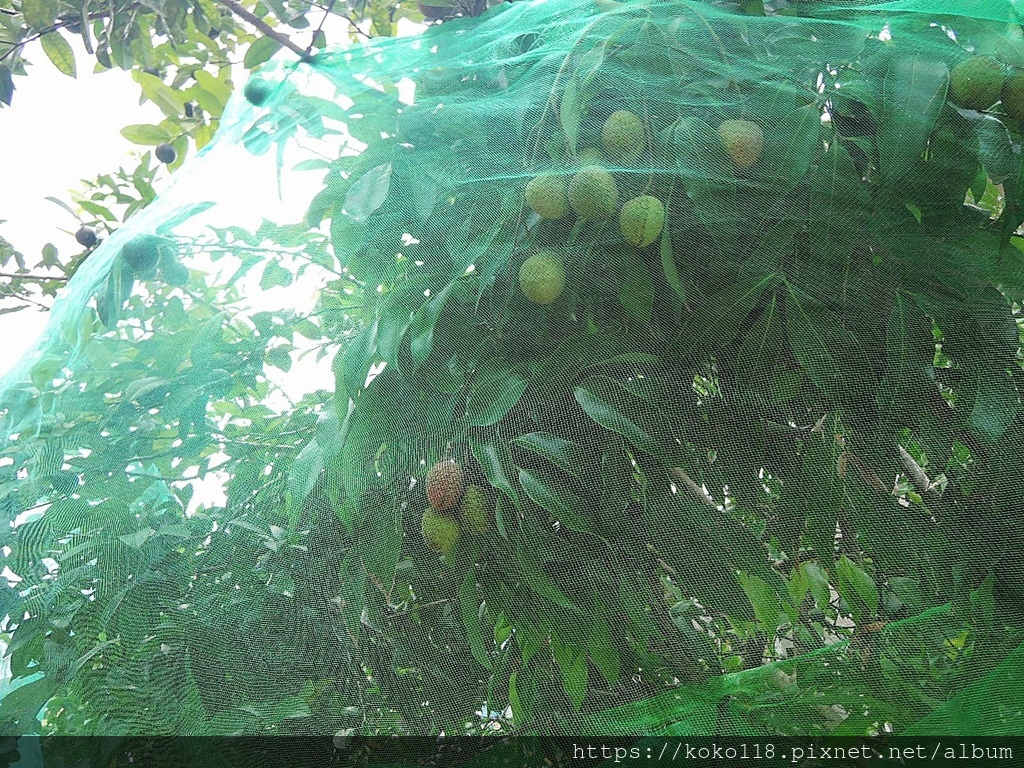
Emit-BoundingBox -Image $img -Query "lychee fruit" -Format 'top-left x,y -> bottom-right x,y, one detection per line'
243,79 -> 271,106
601,109 -> 645,162
518,250 -> 566,305
577,147 -> 604,166
949,55 -> 1005,111
568,165 -> 619,219
717,119 -> 764,169
121,235 -> 162,273
421,507 -> 460,554
619,195 -> 665,247
1002,71 -> 1024,121
525,174 -> 569,219
459,485 -> 490,534
425,458 -> 465,512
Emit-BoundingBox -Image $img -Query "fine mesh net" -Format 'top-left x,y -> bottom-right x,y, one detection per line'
2,0 -> 1024,747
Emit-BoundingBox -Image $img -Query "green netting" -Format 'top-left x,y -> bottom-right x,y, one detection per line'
3,0 -> 1024,744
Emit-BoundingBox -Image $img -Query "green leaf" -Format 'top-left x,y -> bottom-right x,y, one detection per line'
618,255 -> 654,326
573,375 -> 661,459
757,103 -> 820,190
21,0 -> 55,30
344,163 -> 392,222
118,123 -> 171,146
559,44 -> 603,154
784,284 -> 870,402
259,259 -> 294,289
588,611 -> 620,687
677,272 -> 780,360
408,280 -> 455,368
466,369 -> 527,427
285,438 -> 324,525
809,142 -> 870,256
877,55 -> 948,189
40,32 -> 76,77
835,555 -> 878,622
517,467 -> 593,534
459,571 -> 493,670
737,571 -> 793,634
519,555 -> 581,614
660,220 -> 687,305
244,37 -> 284,69
553,645 -> 588,710
512,432 -> 588,479
470,430 -> 522,512
136,71 -> 183,118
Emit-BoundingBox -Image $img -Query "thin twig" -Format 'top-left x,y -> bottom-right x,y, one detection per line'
215,0 -> 314,62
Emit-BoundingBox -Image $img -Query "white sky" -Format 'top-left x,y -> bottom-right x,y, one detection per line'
0,37 -> 162,375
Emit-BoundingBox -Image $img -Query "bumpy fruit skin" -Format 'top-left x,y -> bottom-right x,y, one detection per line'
155,143 -> 177,164
519,251 -> 566,305
75,226 -> 97,247
525,174 -> 569,219
421,507 -> 460,554
717,119 -> 764,169
1003,71 -> 1024,121
619,195 -> 665,247
568,165 -> 619,219
949,55 -> 1005,111
425,459 -> 465,512
243,79 -> 271,106
121,235 -> 162,273
601,110 -> 645,162
459,485 -> 490,534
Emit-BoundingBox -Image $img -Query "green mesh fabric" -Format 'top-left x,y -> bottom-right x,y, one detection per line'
3,0 -> 1024,742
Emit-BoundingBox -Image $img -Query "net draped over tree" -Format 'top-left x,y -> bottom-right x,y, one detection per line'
2,0 -> 1024,752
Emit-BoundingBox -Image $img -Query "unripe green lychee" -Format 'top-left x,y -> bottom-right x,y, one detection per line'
519,250 -> 566,305
121,235 -> 162,273
1002,71 -> 1024,121
421,507 -> 460,554
568,165 -> 619,219
459,484 -> 490,534
243,79 -> 271,106
949,55 -> 1005,111
577,148 -> 604,165
425,459 -> 465,512
525,174 -> 569,219
717,119 -> 764,169
619,195 -> 665,247
601,109 -> 645,162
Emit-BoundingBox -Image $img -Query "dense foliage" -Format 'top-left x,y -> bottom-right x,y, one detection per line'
3,0 -> 1024,745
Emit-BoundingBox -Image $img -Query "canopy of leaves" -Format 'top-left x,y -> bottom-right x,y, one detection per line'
2,0 -> 1024,750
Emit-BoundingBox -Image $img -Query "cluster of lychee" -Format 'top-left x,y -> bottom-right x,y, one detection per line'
420,459 -> 491,555
519,110 -> 667,304
948,54 -> 1024,121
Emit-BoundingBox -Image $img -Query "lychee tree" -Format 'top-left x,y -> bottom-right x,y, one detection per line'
3,0 -> 1024,745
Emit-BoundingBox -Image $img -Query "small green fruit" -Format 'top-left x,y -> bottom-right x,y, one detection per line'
425,458 -> 465,512
601,109 -> 645,162
155,143 -> 177,164
121,235 -> 162,273
421,507 -> 460,554
525,174 -> 569,219
577,147 -> 604,165
243,79 -> 271,106
519,251 -> 566,305
717,119 -> 764,169
568,165 -> 619,219
619,195 -> 665,247
161,258 -> 190,287
459,485 -> 490,534
1002,71 -> 1024,121
949,55 -> 1005,111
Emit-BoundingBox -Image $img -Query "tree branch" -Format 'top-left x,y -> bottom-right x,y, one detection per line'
0,272 -> 69,281
215,0 -> 315,62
